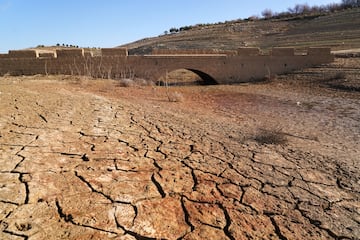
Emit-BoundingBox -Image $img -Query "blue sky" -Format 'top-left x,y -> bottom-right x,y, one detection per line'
0,0 -> 340,52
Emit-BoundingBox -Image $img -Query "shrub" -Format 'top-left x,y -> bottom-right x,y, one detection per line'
116,78 -> 154,87
342,0 -> 360,8
169,27 -> 179,33
262,9 -> 273,19
334,71 -> 347,80
117,78 -> 134,87
167,91 -> 184,102
254,129 -> 287,145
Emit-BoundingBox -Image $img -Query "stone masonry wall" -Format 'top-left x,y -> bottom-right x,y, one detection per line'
271,47 -> 295,56
236,48 -> 260,56
56,49 -> 84,58
8,50 -> 37,58
0,47 -> 333,83
102,48 -> 128,56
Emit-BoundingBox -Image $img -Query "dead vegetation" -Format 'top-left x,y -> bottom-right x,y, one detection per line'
253,128 -> 288,145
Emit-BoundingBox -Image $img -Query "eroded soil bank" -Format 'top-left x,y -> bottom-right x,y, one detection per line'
0,59 -> 359,239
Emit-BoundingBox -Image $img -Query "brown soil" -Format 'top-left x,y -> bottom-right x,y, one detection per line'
0,58 -> 359,239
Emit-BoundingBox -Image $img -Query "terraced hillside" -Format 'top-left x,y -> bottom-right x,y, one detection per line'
122,8 -> 360,54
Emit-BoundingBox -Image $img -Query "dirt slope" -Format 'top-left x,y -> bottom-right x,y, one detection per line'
122,8 -> 360,54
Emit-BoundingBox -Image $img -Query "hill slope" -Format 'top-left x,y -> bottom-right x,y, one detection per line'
122,8 -> 360,54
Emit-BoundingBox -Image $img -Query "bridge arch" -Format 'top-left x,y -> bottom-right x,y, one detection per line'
156,68 -> 218,86
187,69 -> 218,85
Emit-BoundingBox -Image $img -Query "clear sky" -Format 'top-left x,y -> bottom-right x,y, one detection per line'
0,0 -> 341,52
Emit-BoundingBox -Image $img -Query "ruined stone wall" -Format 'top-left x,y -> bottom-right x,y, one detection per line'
0,47 -> 333,83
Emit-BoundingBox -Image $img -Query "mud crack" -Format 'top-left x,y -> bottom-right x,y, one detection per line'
151,173 -> 166,198
55,199 -> 118,235
217,203 -> 235,240
74,171 -> 114,202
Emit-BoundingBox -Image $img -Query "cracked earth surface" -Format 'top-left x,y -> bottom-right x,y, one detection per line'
0,70 -> 359,239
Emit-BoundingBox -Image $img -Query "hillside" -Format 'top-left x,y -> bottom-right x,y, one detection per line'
122,8 -> 360,54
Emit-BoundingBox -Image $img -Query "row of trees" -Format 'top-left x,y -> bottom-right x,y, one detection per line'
56,43 -> 80,48
37,44 -> 101,49
164,25 -> 193,34
262,0 -> 360,19
54,44 -> 100,49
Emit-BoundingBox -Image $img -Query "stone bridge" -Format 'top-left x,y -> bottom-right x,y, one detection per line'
0,47 -> 334,84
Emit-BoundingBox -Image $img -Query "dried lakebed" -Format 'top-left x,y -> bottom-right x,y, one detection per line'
0,76 -> 359,239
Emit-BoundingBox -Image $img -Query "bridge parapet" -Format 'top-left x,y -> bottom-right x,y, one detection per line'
152,49 -> 237,55
0,46 -> 334,84
101,48 -> 128,56
307,47 -> 331,56
8,50 -> 37,58
56,49 -> 84,58
237,48 -> 260,56
271,47 -> 295,56
38,52 -> 55,59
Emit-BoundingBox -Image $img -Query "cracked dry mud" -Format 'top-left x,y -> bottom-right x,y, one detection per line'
0,73 -> 359,239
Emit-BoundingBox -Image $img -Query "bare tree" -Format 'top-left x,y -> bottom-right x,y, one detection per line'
261,9 -> 273,19
342,0 -> 360,7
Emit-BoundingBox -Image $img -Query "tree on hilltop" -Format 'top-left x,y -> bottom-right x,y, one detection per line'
261,9 -> 273,18
342,0 -> 360,7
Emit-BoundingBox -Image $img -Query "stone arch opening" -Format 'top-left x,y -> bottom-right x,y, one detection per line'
156,68 -> 218,86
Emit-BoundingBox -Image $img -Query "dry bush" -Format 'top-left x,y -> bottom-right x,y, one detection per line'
2,72 -> 11,78
117,78 -> 134,87
116,78 -> 154,87
97,80 -> 116,92
167,91 -> 184,102
333,71 -> 347,80
133,78 -> 155,87
254,128 -> 287,145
